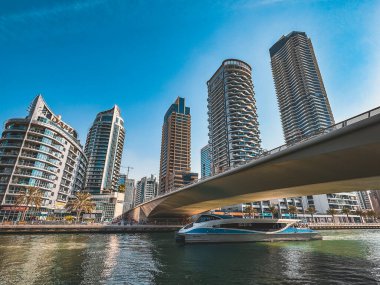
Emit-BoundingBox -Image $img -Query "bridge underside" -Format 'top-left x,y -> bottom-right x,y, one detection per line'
129,112 -> 380,220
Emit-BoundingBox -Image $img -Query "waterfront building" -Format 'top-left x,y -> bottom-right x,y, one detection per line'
201,144 -> 212,179
84,106 -> 125,194
159,97 -> 194,194
207,59 -> 261,174
91,192 -> 125,222
135,175 -> 158,205
0,95 -> 87,220
123,178 -> 135,212
270,31 -> 335,144
303,192 -> 360,213
356,190 -> 374,211
222,198 -> 305,218
370,190 -> 380,215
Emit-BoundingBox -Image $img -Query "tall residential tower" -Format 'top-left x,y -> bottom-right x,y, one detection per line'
207,59 -> 261,174
270,31 -> 334,144
0,95 -> 87,220
84,106 -> 125,194
270,31 -> 363,215
159,97 -> 197,194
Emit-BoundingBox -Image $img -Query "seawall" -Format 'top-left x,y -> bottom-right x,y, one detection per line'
0,224 -> 181,234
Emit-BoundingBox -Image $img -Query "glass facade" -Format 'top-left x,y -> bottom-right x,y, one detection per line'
0,95 -> 87,220
201,144 -> 212,179
84,106 -> 125,194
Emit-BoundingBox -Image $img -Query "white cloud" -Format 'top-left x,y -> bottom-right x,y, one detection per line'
0,0 -> 105,22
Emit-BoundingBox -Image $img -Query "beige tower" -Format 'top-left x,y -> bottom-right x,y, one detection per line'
159,97 -> 196,195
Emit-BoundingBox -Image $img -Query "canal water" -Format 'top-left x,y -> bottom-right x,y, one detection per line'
0,230 -> 379,285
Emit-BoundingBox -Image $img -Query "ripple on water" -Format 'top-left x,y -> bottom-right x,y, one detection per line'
0,230 -> 379,285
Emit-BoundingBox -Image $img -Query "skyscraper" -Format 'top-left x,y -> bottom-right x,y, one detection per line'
270,31 -> 334,144
135,175 -> 158,205
0,95 -> 87,220
84,106 -> 125,194
201,144 -> 212,179
159,97 -> 196,194
207,59 -> 261,174
270,31 -> 362,216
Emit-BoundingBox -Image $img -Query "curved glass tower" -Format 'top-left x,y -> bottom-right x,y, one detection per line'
207,59 -> 261,174
0,95 -> 87,218
270,31 -> 335,144
84,106 -> 125,194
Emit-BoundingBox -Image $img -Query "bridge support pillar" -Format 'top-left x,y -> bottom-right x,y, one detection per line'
126,207 -> 148,223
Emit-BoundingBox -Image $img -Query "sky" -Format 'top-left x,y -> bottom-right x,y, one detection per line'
0,0 -> 379,181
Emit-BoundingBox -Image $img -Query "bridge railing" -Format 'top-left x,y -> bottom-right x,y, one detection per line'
134,105 -> 380,206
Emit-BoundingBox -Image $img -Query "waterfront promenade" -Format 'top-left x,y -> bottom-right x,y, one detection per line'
1,222 -> 380,234
309,223 -> 380,230
0,224 -> 181,234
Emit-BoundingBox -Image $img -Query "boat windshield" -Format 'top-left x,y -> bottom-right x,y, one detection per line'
195,215 -> 222,223
184,222 -> 194,229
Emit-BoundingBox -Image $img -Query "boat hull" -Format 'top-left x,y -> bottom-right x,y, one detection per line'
180,232 -> 322,243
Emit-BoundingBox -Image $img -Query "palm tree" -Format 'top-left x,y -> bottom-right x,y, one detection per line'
326,208 -> 337,223
244,205 -> 257,218
341,207 -> 351,223
366,210 -> 376,222
65,192 -> 95,222
118,184 -> 126,193
355,209 -> 364,223
306,206 -> 317,223
15,186 -> 43,221
268,205 -> 278,219
288,205 -> 298,219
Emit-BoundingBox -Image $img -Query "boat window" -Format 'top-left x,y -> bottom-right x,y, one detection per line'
221,223 -> 287,232
195,215 -> 221,223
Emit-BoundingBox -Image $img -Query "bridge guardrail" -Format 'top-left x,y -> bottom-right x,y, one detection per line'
132,105 -> 380,208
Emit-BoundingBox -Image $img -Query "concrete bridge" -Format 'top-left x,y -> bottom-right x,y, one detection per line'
126,106 -> 380,221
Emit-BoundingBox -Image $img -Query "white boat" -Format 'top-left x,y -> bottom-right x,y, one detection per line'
176,214 -> 322,243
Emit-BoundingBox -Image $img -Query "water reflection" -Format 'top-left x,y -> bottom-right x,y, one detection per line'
0,230 -> 379,284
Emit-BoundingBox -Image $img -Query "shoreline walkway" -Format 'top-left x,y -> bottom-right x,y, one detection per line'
1,223 -> 380,234
309,223 -> 380,230
0,224 -> 181,234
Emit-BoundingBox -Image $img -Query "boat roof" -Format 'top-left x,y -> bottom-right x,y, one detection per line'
204,214 -> 300,223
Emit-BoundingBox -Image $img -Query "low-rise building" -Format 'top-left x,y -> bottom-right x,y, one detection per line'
303,193 -> 360,213
123,178 -> 135,212
91,191 -> 125,222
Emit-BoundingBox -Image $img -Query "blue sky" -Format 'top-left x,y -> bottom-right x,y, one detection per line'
0,0 -> 379,180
